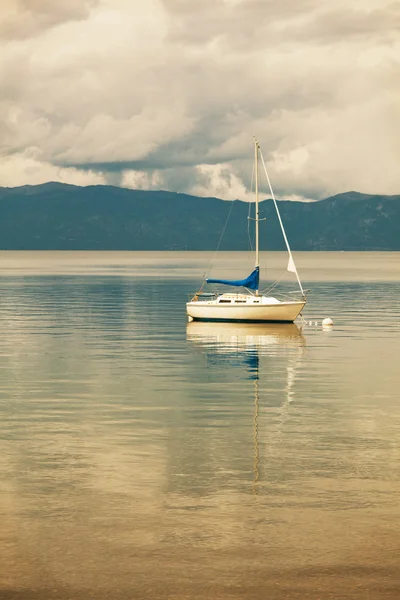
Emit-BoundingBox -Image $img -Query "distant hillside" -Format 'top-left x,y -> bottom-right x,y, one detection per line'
0,183 -> 399,250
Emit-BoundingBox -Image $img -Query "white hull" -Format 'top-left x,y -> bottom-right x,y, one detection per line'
186,298 -> 305,323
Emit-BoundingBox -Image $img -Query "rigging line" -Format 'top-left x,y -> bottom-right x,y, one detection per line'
203,198 -> 236,282
260,271 -> 286,295
260,212 -> 268,283
259,148 -> 304,296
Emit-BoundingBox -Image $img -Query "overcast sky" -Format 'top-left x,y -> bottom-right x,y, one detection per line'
0,0 -> 399,200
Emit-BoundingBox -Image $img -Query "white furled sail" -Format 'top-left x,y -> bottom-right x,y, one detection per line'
287,254 -> 297,274
259,149 -> 304,296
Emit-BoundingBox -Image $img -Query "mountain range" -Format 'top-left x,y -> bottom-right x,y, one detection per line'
0,183 -> 399,251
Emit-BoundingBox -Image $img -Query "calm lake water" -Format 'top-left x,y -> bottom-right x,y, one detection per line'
0,251 -> 400,600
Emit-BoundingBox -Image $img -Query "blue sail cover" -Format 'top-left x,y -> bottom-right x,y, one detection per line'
206,267 -> 259,290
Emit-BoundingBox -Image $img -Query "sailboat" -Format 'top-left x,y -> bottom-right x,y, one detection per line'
186,138 -> 307,323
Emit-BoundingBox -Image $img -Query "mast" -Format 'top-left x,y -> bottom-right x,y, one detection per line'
254,138 -> 259,295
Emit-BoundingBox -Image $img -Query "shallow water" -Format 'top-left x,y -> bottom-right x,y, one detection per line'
0,251 -> 400,599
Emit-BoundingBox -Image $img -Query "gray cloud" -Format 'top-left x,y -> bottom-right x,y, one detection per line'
0,0 -> 98,40
0,0 -> 399,199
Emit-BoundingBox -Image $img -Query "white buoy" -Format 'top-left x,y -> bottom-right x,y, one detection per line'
322,317 -> 333,327
188,316 -> 194,322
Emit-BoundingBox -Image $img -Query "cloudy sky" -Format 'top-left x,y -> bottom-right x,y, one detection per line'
0,0 -> 399,200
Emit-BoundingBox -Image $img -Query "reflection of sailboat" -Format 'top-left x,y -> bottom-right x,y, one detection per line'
186,138 -> 306,323
186,321 -> 305,355
186,322 -> 305,491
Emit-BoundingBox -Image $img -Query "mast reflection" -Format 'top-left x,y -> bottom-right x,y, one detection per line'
186,322 -> 305,493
